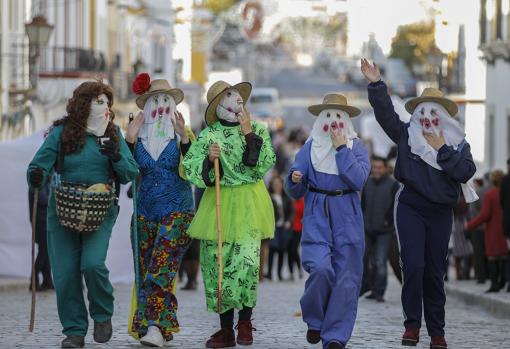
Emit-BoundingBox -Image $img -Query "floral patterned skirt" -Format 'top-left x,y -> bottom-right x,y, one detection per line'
129,211 -> 193,341
200,239 -> 261,314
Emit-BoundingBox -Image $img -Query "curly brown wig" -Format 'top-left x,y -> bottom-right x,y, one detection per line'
50,80 -> 119,155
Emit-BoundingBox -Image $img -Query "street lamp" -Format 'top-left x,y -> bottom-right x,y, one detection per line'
25,15 -> 53,93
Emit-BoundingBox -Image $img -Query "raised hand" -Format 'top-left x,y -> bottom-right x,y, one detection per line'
238,106 -> 252,136
172,111 -> 189,143
126,111 -> 144,143
360,58 -> 381,83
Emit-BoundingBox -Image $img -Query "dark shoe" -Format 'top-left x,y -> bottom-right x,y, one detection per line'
365,293 -> 377,300
181,280 -> 197,290
206,328 -> 236,348
93,319 -> 112,343
376,296 -> 385,303
485,286 -> 500,293
306,329 -> 321,344
326,341 -> 345,349
430,336 -> 447,348
402,327 -> 420,346
40,279 -> 54,291
61,335 -> 85,348
236,320 -> 255,346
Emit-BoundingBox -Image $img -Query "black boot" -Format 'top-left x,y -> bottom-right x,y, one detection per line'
61,335 -> 85,348
93,319 -> 112,343
486,260 -> 500,293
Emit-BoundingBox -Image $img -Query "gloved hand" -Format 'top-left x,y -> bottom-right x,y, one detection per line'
29,168 -> 44,188
99,139 -> 121,162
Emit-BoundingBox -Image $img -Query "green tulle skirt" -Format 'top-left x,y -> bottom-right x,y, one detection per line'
187,180 -> 275,243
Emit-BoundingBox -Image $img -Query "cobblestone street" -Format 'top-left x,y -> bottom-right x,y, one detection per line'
0,275 -> 509,348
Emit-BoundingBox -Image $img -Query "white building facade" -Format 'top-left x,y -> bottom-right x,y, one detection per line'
480,0 -> 510,171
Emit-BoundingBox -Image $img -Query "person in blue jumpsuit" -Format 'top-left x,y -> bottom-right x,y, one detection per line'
361,59 -> 476,349
285,94 -> 370,349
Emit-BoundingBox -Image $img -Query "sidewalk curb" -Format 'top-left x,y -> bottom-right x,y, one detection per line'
445,283 -> 510,318
0,280 -> 28,293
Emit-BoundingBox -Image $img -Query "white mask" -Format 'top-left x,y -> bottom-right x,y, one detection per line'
310,109 -> 358,175
139,93 -> 177,160
86,94 -> 110,137
216,89 -> 243,123
408,101 -> 478,203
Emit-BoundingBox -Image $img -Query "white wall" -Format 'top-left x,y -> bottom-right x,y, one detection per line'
485,59 -> 510,171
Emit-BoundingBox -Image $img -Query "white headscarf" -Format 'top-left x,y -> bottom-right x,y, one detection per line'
310,109 -> 357,175
139,93 -> 177,161
86,94 -> 110,137
216,88 -> 243,123
408,101 -> 478,203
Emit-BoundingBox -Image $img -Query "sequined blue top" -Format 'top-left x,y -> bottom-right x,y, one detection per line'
135,139 -> 193,221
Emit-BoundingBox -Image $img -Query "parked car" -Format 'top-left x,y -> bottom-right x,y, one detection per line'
247,88 -> 283,131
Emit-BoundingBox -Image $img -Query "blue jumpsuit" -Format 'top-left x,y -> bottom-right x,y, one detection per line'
285,139 -> 370,347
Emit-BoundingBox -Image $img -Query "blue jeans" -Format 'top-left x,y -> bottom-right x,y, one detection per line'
365,230 -> 393,298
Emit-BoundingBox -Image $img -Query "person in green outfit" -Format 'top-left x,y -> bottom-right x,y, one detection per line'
183,80 -> 276,348
27,81 -> 139,348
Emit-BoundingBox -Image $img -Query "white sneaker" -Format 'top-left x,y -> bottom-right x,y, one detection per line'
140,326 -> 164,347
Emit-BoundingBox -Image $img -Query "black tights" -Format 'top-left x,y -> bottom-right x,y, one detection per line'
220,307 -> 253,329
267,248 -> 284,280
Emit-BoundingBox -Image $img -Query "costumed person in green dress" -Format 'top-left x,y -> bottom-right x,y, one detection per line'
125,73 -> 195,347
27,81 -> 139,348
183,80 -> 276,348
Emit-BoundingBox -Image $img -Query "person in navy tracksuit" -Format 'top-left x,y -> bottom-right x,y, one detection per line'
361,59 -> 476,349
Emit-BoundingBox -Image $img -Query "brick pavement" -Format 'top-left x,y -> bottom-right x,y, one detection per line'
0,276 -> 509,348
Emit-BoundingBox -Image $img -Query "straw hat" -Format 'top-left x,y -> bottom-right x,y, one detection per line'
134,78 -> 184,109
308,94 -> 361,117
405,87 -> 458,117
204,80 -> 252,125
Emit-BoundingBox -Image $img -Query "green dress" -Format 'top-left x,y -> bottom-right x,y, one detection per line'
27,124 -> 139,337
183,120 -> 275,313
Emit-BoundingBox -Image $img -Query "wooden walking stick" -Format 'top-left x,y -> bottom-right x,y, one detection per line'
214,158 -> 223,313
29,188 -> 39,332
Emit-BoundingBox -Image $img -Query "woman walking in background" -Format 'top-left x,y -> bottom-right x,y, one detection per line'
265,175 -> 294,281
451,195 -> 473,280
466,170 -> 510,293
288,197 -> 304,280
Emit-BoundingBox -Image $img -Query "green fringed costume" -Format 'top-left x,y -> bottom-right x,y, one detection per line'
183,119 -> 275,313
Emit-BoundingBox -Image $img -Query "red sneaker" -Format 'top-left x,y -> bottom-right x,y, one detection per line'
430,336 -> 448,349
205,328 -> 236,348
236,320 -> 255,346
402,327 -> 420,346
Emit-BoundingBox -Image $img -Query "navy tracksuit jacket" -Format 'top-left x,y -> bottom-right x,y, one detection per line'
367,81 -> 476,336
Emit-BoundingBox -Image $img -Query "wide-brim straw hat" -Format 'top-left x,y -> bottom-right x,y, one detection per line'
308,93 -> 361,117
135,79 -> 184,109
204,80 -> 252,125
405,87 -> 458,116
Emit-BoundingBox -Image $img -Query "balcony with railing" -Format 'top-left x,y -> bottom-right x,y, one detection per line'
37,46 -> 108,78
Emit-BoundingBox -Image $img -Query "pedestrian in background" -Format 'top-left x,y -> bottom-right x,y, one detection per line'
451,195 -> 473,280
361,156 -> 400,302
466,170 -> 509,293
28,182 -> 53,292
266,174 -> 294,281
467,177 -> 489,284
288,197 -> 304,280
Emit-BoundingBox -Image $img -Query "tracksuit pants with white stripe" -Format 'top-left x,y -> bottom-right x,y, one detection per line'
395,186 -> 453,337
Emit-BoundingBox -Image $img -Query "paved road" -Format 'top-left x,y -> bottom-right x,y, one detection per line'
1,275 -> 509,348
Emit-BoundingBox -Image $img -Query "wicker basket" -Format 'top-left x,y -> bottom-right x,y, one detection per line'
54,182 -> 115,233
